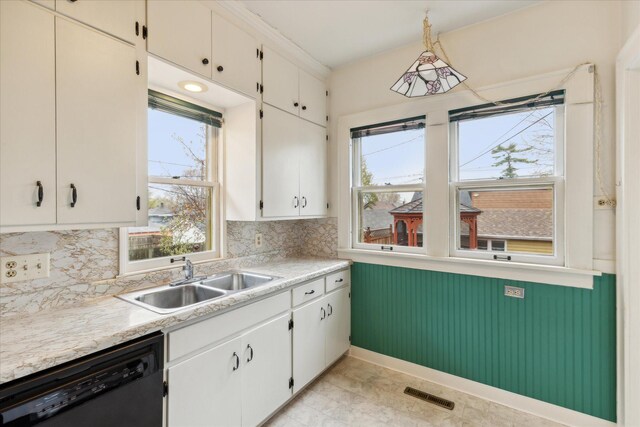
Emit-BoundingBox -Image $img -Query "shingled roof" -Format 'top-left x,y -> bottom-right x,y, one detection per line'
476,208 -> 552,239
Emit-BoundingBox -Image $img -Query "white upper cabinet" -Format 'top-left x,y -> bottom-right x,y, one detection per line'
0,0 -> 56,227
299,120 -> 327,217
56,18 -> 138,225
262,47 -> 300,116
299,69 -> 327,127
261,105 -> 301,218
262,47 -> 327,127
211,12 -> 260,97
261,105 -> 327,219
147,0 -> 212,77
55,0 -> 139,44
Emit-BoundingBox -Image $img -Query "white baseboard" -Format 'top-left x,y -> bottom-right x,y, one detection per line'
349,346 -> 616,427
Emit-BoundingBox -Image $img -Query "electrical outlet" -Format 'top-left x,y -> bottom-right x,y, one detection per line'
594,196 -> 616,210
504,285 -> 525,299
255,233 -> 263,248
0,253 -> 50,283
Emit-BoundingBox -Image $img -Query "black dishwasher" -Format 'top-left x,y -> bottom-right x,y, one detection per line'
0,332 -> 164,427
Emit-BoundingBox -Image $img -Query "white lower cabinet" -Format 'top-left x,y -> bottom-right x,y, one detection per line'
292,297 -> 327,394
241,314 -> 292,427
293,283 -> 351,393
325,287 -> 351,365
166,270 -> 350,427
167,337 -> 242,427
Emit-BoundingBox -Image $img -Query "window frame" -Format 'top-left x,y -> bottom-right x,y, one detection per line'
119,93 -> 222,275
448,104 -> 566,266
350,117 -> 426,254
337,64 -> 598,288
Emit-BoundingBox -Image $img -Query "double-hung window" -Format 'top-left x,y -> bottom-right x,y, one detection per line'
351,116 -> 426,253
449,90 -> 565,265
122,90 -> 222,273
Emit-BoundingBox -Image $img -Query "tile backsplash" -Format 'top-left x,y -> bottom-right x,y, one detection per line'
0,218 -> 337,317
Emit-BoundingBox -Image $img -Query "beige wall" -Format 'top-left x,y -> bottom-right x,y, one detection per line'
328,1 -> 623,266
622,0 -> 640,43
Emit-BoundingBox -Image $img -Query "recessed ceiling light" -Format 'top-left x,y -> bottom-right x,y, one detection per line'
178,81 -> 208,93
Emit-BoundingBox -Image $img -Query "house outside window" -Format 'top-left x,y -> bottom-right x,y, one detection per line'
449,90 -> 565,265
121,90 -> 222,274
351,117 -> 426,253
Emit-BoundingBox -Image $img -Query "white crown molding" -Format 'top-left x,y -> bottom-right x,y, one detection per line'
209,0 -> 331,79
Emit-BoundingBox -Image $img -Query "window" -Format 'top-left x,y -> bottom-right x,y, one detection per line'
351,116 -> 426,253
449,91 -> 565,265
122,90 -> 222,273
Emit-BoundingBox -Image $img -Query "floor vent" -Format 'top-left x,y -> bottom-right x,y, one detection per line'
403,386 -> 455,410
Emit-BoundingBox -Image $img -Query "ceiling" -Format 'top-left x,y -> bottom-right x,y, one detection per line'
240,0 -> 540,69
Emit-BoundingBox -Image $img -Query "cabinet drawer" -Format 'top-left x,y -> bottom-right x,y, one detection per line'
292,278 -> 324,307
326,269 -> 350,293
168,292 -> 289,362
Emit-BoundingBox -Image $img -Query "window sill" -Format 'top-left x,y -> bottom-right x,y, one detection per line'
337,248 -> 601,289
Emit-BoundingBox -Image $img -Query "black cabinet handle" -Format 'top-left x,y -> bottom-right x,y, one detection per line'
202,58 -> 209,65
301,196 -> 307,208
70,184 -> 77,208
136,196 -> 141,211
232,352 -> 240,371
294,102 -> 299,107
36,181 -> 43,207
335,278 -> 343,283
327,303 -> 333,316
217,65 -> 224,72
302,105 -> 307,111
304,289 -> 315,295
320,307 -> 326,320
293,196 -> 299,208
246,345 -> 254,362
68,0 -> 77,2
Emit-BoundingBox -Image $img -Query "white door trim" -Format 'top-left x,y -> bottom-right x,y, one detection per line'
616,23 -> 640,427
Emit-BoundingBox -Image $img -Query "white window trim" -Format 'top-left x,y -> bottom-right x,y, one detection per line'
119,107 -> 223,276
449,104 -> 565,265
337,64 -> 598,288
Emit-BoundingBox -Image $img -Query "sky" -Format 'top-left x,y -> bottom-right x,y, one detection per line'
148,109 -> 206,180
358,106 -> 556,187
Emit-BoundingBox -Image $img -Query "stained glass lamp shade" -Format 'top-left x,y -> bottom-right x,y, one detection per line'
391,50 -> 467,97
391,14 -> 467,97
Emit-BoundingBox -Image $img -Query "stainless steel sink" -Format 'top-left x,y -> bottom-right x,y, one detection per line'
118,284 -> 227,314
200,271 -> 277,291
118,270 -> 280,314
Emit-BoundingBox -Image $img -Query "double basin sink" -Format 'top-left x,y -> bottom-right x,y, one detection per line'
118,271 -> 280,314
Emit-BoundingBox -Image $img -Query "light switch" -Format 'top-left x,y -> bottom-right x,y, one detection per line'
1,253 -> 50,283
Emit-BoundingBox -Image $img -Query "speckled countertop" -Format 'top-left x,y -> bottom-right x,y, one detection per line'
0,258 -> 350,385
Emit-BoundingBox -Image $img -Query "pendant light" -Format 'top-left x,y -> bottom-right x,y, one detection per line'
391,13 -> 467,97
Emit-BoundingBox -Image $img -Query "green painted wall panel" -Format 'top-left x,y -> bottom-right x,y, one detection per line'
351,263 -> 616,422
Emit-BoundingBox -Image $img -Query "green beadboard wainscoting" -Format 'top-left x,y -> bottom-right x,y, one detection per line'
351,263 -> 616,422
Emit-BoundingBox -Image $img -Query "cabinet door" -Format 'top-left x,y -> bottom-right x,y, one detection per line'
293,297 -> 327,393
55,0 -> 138,44
299,70 -> 327,127
299,120 -> 327,217
241,314 -> 292,427
212,13 -> 259,97
261,105 -> 300,218
262,47 -> 299,116
325,287 -> 351,365
147,0 -> 212,78
0,1 -> 56,227
56,19 -> 138,225
167,337 -> 242,427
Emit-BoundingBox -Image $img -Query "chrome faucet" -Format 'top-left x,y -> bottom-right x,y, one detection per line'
183,258 -> 194,281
